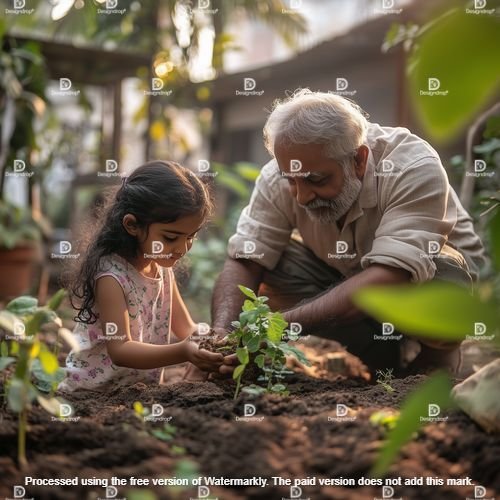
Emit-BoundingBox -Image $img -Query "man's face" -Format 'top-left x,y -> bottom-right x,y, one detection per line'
274,139 -> 365,223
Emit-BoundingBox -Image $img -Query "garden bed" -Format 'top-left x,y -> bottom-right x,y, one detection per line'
0,340 -> 499,500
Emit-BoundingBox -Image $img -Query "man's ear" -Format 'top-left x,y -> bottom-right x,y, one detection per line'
354,144 -> 369,179
122,214 -> 139,237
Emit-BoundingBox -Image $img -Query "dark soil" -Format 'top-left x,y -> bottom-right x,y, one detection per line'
197,330 -> 261,383
0,341 -> 499,500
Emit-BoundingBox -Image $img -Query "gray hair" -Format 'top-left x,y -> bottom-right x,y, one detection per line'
264,89 -> 369,168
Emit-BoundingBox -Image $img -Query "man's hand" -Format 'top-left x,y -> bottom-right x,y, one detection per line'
211,326 -> 229,339
182,338 -> 224,372
220,351 -> 238,375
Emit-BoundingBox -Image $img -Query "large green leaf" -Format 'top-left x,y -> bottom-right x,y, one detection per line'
408,9 -> 500,142
371,372 -> 453,476
236,347 -> 249,365
267,312 -> 288,344
279,343 -> 311,367
6,296 -> 38,316
354,283 -> 498,341
7,378 -> 38,413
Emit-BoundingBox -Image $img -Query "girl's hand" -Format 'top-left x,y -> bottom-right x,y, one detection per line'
183,338 -> 224,372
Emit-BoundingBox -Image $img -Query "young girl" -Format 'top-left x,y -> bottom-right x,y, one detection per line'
58,160 -> 226,392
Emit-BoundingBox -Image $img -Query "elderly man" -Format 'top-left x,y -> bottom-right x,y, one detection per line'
212,89 -> 485,377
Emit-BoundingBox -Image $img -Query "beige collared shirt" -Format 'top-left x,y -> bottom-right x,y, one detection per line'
227,123 -> 485,282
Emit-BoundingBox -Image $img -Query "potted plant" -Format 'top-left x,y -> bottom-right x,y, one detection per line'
0,201 -> 42,299
0,37 -> 48,299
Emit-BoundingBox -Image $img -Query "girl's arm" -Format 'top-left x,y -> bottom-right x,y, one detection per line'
170,275 -> 197,339
96,276 -> 223,371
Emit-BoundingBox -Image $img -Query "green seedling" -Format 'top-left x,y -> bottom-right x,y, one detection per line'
151,424 -> 177,442
370,410 -> 400,432
133,402 -> 185,454
375,368 -> 395,393
0,290 -> 73,468
229,285 -> 310,399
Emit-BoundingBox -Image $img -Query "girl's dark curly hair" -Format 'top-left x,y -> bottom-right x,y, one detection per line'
68,160 -> 213,324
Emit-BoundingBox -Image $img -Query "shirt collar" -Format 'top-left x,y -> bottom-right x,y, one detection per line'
359,147 -> 378,209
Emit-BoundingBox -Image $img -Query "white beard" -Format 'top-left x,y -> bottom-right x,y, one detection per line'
301,167 -> 362,223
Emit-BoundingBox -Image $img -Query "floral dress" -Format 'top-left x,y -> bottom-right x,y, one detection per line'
58,254 -> 173,392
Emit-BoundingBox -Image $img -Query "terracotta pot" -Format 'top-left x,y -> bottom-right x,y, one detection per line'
0,244 -> 41,300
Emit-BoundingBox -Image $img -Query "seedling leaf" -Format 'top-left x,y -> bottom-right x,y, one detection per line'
247,335 -> 260,353
238,285 -> 257,300
279,343 -> 311,366
233,364 -> 245,380
371,372 -> 453,477
267,312 -> 287,343
236,347 -> 249,365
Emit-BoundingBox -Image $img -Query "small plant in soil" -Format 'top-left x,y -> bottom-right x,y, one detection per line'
203,285 -> 310,399
369,410 -> 400,432
0,290 -> 73,468
375,368 -> 395,393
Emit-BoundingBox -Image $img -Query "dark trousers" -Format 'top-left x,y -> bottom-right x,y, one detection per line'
259,239 -> 473,377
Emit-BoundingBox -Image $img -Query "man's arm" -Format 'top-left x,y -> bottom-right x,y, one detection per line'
211,257 -> 265,331
283,264 -> 411,333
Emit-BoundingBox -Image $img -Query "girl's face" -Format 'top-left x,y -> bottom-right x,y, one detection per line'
124,212 -> 205,268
